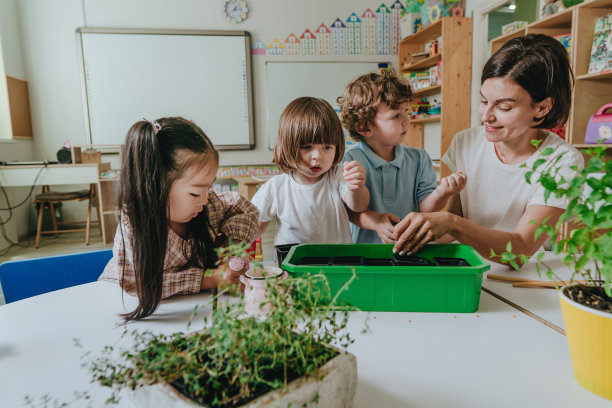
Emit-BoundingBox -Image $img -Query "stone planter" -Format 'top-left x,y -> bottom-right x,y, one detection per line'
131,350 -> 357,408
560,284 -> 612,400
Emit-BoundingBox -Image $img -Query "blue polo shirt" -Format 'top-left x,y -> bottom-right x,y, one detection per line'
343,142 -> 438,243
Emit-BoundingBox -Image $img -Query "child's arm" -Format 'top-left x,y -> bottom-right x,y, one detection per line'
254,221 -> 270,241
348,209 -> 400,243
342,160 -> 369,212
208,191 -> 260,244
419,171 -> 467,213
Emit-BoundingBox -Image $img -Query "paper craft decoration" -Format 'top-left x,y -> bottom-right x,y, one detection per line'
362,8 -> 377,54
267,38 -> 284,55
331,18 -> 347,55
300,29 -> 316,55
315,24 -> 332,55
251,39 -> 267,55
588,12 -> 612,75
285,33 -> 300,55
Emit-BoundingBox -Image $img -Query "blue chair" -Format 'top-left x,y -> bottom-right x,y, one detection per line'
0,249 -> 113,304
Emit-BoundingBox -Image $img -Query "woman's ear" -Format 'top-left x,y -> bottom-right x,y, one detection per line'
533,97 -> 553,122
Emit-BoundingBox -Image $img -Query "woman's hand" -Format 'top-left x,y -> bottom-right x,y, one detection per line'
343,160 -> 366,190
392,211 -> 454,255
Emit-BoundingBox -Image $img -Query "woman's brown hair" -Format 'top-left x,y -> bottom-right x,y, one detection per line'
482,33 -> 574,129
273,97 -> 345,174
118,117 -> 219,321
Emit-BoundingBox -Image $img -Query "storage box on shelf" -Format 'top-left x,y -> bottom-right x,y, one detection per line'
489,0 -> 612,155
399,17 -> 472,178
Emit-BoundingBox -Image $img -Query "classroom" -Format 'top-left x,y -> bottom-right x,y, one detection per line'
0,0 -> 611,406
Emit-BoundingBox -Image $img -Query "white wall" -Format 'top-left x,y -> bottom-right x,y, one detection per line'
3,0 -> 490,230
0,0 -> 35,248
16,0 -> 396,166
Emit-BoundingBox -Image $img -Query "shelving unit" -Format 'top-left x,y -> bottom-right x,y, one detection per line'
489,0 -> 612,153
399,17 -> 473,178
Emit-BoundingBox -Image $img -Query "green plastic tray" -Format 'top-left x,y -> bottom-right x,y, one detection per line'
281,243 -> 491,313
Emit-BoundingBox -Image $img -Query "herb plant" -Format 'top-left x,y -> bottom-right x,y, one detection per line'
495,144 -> 611,312
88,268 -> 359,407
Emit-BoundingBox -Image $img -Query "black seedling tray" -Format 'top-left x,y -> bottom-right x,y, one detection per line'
434,257 -> 470,267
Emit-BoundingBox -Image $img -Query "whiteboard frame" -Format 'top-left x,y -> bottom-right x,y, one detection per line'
75,27 -> 255,150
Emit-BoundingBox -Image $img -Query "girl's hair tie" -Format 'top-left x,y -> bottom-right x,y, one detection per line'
143,118 -> 162,135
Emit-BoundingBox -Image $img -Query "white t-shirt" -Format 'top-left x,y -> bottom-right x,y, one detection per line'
442,127 -> 584,233
251,165 -> 351,245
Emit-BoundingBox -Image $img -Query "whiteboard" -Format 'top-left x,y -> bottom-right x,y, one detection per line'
77,28 -> 254,149
266,61 -> 390,150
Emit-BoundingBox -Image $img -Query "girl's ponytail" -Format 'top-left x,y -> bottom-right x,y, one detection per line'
119,120 -> 170,321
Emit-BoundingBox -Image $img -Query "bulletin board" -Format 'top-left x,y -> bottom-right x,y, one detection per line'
76,28 -> 254,150
265,61 -> 390,150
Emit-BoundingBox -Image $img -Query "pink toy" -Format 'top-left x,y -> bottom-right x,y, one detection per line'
239,266 -> 286,316
228,257 -> 246,272
585,103 -> 612,144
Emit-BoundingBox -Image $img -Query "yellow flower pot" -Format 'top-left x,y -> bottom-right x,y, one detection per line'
560,285 -> 612,400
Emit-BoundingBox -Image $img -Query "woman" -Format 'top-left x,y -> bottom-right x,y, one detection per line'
392,34 -> 583,264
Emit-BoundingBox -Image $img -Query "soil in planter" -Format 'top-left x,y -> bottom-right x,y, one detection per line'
297,256 -> 331,266
393,254 -> 432,266
331,256 -> 364,266
565,285 -> 612,313
433,257 -> 470,267
364,258 -> 394,266
171,344 -> 338,407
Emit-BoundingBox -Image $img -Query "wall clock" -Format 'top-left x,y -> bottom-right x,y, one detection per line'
222,0 -> 249,24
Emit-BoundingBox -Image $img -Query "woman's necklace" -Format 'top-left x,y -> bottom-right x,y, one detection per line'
494,129 -> 542,164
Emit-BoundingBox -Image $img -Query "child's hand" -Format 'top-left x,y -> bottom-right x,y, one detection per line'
374,213 -> 401,243
343,161 -> 366,191
436,171 -> 467,196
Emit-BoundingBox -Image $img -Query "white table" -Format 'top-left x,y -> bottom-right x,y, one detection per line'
1,277 -> 609,407
482,252 -> 574,331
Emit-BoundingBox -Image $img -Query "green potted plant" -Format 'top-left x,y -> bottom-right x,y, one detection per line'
82,243 -> 361,408
497,144 -> 611,400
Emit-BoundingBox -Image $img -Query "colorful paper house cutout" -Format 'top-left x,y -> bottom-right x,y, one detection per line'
376,4 -> 391,55
284,33 -> 301,55
389,0 -> 404,54
267,38 -> 284,55
346,13 -> 362,55
330,18 -> 347,55
300,29 -> 317,55
361,8 -> 377,55
251,39 -> 267,55
314,23 -> 332,55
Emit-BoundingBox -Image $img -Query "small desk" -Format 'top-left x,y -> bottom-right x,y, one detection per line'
0,262 -> 609,407
0,163 -> 113,245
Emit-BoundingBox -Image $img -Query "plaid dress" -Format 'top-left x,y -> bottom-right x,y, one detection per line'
99,191 -> 258,298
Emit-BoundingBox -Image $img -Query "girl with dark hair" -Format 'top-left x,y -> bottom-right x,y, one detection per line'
251,97 -> 369,247
392,34 -> 584,265
99,117 -> 259,321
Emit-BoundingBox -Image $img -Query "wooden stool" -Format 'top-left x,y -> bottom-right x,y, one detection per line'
33,184 -> 101,248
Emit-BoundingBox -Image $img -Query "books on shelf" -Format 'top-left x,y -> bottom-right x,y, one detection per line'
588,12 -> 612,75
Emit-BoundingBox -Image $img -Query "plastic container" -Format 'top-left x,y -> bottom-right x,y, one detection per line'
281,243 -> 491,313
274,243 -> 299,265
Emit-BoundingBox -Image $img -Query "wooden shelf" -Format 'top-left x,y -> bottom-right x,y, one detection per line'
413,85 -> 441,97
529,8 -> 573,29
576,71 -> 612,81
99,177 -> 119,182
400,17 -> 472,178
400,53 -> 441,72
410,115 -> 441,123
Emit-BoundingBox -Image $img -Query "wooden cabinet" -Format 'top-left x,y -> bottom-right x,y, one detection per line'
5,76 -> 33,139
489,0 -> 612,151
399,17 -> 473,178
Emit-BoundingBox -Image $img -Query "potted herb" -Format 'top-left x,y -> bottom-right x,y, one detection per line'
86,261 -> 360,407
497,144 -> 611,400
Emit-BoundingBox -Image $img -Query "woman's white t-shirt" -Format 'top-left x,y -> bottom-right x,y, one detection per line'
442,127 -> 584,233
251,165 -> 351,245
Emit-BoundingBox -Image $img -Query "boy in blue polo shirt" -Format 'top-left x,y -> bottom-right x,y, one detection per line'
338,70 -> 467,244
